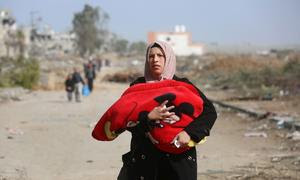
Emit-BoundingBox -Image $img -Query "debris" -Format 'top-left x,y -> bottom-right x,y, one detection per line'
276,120 -> 285,129
254,124 -> 270,130
293,159 -> 300,165
5,127 -> 24,135
244,132 -> 268,138
211,99 -> 269,119
275,132 -> 285,138
292,156 -> 300,165
224,96 -> 260,101
279,90 -> 289,96
286,131 -> 300,140
211,100 -> 299,131
271,156 -> 282,162
226,174 -> 243,179
102,70 -> 142,83
270,154 -> 298,163
206,169 -> 227,174
272,116 -> 295,129
237,113 -> 248,119
0,87 -> 29,102
262,93 -> 273,101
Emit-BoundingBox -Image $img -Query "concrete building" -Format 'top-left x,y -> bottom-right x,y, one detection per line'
31,25 -> 76,56
147,25 -> 204,56
0,9 -> 76,58
0,9 -> 17,57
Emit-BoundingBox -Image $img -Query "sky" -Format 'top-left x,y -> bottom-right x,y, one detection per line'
1,0 -> 300,46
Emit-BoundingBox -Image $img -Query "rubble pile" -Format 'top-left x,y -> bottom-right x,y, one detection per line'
0,87 -> 29,102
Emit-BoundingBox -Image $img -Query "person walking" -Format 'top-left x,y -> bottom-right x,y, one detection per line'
64,73 -> 74,102
85,60 -> 96,92
72,67 -> 85,102
93,41 -> 217,180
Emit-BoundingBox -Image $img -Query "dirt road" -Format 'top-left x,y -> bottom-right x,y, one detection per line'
0,83 -> 299,180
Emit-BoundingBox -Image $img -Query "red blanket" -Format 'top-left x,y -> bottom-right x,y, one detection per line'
92,80 -> 204,154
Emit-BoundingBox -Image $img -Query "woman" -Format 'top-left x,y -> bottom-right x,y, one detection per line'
117,41 -> 217,180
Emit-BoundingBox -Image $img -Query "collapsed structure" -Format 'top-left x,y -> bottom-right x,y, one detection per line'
0,9 -> 75,58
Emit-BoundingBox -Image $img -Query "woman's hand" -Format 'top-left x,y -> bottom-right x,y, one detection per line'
147,100 -> 175,121
172,131 -> 191,148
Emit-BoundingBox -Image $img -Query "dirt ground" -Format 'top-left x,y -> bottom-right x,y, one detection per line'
0,82 -> 299,180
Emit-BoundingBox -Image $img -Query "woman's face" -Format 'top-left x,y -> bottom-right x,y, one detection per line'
148,47 -> 165,79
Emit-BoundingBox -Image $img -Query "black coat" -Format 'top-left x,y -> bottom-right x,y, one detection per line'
72,72 -> 84,84
118,76 -> 217,180
65,79 -> 74,92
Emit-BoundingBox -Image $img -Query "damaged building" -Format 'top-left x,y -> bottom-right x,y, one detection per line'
0,9 -> 76,59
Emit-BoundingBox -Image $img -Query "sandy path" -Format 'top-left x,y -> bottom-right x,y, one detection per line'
0,83 -> 297,179
0,83 -> 130,180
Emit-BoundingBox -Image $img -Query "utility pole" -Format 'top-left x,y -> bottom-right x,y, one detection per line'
30,11 -> 38,30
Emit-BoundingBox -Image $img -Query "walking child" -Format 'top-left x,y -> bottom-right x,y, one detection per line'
65,73 -> 74,102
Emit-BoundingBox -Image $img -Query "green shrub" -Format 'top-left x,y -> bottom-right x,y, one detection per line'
282,58 -> 300,78
0,57 -> 40,89
213,59 -> 300,96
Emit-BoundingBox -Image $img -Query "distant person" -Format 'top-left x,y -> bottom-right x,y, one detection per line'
85,60 -> 96,92
72,67 -> 85,102
104,59 -> 111,67
96,58 -> 102,72
64,73 -> 74,102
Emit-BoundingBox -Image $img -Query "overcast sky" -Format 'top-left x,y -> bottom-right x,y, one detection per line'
1,0 -> 300,45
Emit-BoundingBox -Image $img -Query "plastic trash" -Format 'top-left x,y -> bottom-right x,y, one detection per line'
244,132 -> 268,138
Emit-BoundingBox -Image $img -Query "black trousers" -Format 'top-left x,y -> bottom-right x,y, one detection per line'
87,78 -> 94,92
118,148 -> 197,180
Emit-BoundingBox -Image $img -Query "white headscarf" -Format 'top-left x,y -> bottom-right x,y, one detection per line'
144,41 -> 176,82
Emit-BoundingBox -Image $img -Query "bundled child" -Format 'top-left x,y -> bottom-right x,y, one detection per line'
65,73 -> 74,101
